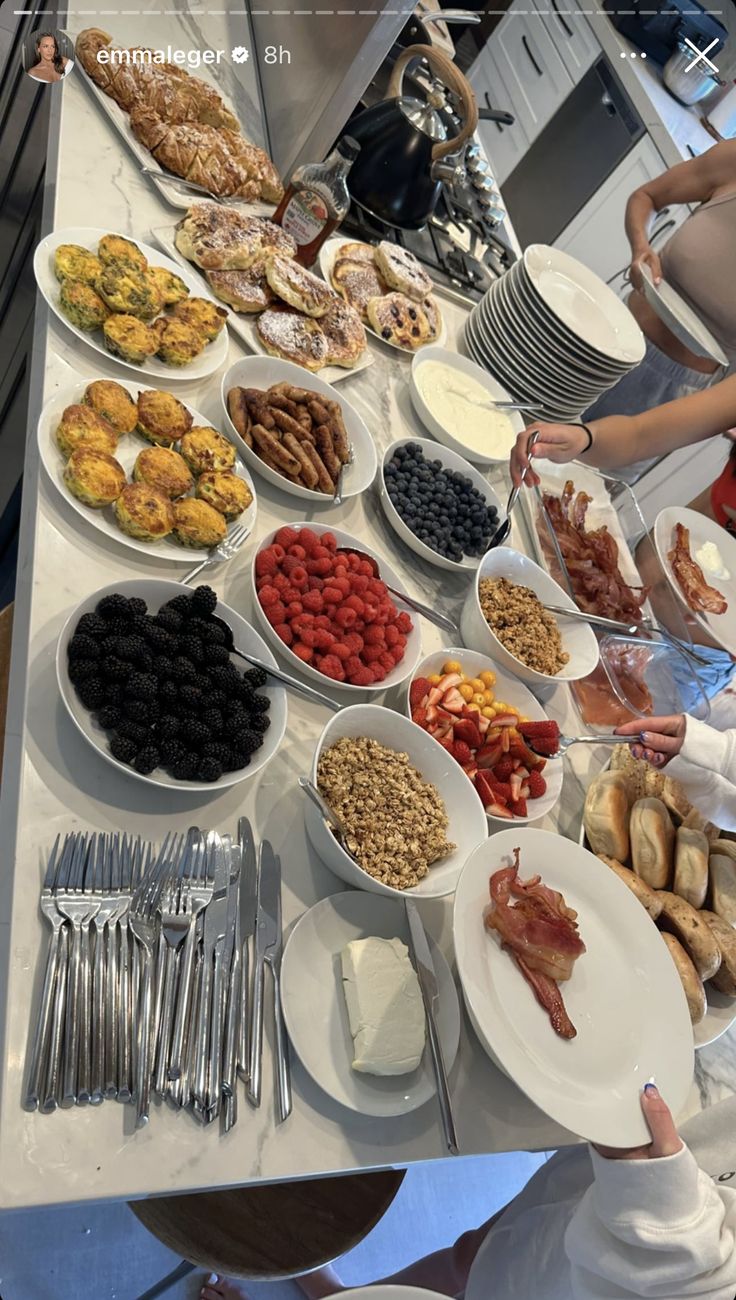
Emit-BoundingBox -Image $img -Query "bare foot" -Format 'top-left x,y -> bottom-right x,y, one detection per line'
297,1264 -> 345,1299
200,1275 -> 250,1300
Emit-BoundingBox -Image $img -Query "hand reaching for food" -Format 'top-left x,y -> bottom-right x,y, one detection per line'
615,714 -> 687,767
509,423 -> 592,488
629,246 -> 663,293
594,1083 -> 683,1161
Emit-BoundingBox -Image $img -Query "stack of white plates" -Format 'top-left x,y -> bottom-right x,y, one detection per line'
464,245 -> 646,422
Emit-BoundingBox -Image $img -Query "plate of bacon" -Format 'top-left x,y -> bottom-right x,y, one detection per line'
654,507 -> 734,655
453,827 -> 694,1145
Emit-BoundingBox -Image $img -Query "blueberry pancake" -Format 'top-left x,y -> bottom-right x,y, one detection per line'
264,255 -> 333,318
179,427 -> 236,475
335,241 -> 376,264
319,298 -> 366,368
133,446 -> 194,499
63,448 -> 126,508
256,309 -> 328,372
374,241 -> 432,302
422,295 -> 442,343
366,292 -> 431,350
206,265 -> 275,313
196,469 -> 252,518
84,379 -> 138,434
330,257 -> 387,319
55,404 -> 119,459
113,482 -> 175,541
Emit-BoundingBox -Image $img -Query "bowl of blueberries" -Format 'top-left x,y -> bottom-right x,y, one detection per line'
379,438 -> 508,573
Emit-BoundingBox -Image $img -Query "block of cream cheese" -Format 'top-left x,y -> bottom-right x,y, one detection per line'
340,936 -> 426,1076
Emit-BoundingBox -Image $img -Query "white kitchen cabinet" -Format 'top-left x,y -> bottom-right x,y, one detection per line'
470,48 -> 532,186
533,0 -> 600,81
491,7 -> 573,141
553,134 -> 689,287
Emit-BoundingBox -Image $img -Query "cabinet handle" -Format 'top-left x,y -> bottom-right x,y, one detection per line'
551,0 -> 573,38
522,34 -> 543,77
651,218 -> 675,245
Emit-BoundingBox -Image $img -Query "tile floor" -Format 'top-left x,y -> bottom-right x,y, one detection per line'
0,1149 -> 549,1300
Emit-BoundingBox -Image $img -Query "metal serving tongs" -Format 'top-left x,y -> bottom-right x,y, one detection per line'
141,166 -> 226,204
486,430 -> 539,551
542,602 -> 711,670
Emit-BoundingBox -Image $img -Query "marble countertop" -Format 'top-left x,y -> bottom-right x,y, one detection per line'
0,3 -> 733,1212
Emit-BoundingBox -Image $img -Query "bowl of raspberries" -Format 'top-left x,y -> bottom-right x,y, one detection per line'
57,581 -> 287,790
252,523 -> 422,692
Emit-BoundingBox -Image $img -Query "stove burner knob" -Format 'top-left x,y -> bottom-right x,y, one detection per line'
431,159 -> 467,186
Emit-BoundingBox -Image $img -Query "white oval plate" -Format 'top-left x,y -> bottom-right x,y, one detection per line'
33,227 -> 228,381
654,506 -> 736,655
319,238 -> 447,355
56,579 -> 287,792
151,225 -> 373,386
38,378 -> 257,563
453,827 -> 694,1146
379,437 -> 506,573
220,355 -> 377,504
523,245 -> 646,366
281,891 -> 460,1116
641,263 -> 728,368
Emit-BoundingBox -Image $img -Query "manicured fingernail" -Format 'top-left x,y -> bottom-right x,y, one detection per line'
644,1082 -> 659,1097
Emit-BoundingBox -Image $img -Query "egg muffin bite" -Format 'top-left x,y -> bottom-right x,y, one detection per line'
103,314 -> 159,365
83,380 -> 138,434
54,244 -> 102,286
173,498 -> 227,548
98,234 -> 147,272
196,470 -> 252,520
96,263 -> 160,319
63,448 -> 126,507
59,279 -> 110,332
113,482 -> 175,541
133,446 -> 194,500
179,427 -> 236,475
55,404 -> 118,459
136,389 -> 193,447
148,265 -> 190,306
155,318 -> 204,367
169,297 -> 228,342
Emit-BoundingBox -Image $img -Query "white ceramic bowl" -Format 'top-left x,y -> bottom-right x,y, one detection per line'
305,704 -> 488,897
402,648 -> 562,825
378,437 -> 508,574
251,522 -> 423,695
460,547 -> 599,688
410,345 -> 525,466
220,356 -> 377,505
57,579 -> 287,792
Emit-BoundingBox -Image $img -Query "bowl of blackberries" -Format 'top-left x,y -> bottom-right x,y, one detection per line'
379,439 -> 508,573
57,581 -> 287,791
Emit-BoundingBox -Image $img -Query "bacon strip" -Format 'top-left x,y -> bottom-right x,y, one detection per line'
514,955 -> 577,1040
668,522 -> 728,616
540,482 -> 649,624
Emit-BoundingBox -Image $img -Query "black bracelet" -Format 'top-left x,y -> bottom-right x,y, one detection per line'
572,422 -> 594,454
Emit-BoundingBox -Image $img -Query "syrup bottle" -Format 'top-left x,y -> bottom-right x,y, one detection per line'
272,137 -> 360,267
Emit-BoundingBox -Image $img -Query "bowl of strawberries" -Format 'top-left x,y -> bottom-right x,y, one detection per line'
251,522 -> 423,694
404,649 -> 563,825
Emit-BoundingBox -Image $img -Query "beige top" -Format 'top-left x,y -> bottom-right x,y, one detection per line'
660,190 -> 736,369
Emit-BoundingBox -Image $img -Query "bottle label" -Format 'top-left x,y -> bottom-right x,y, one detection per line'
280,188 -> 329,245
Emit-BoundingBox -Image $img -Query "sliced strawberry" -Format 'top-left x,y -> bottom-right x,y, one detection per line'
510,771 -> 523,801
427,686 -> 444,707
509,736 -> 543,768
527,769 -> 547,798
409,677 -> 432,710
442,688 -> 466,714
521,782 -> 530,798
501,728 -> 511,754
516,766 -> 529,779
519,720 -> 560,740
426,704 -> 439,724
476,740 -> 504,769
487,800 -> 514,819
492,756 -> 514,782
475,770 -> 504,808
454,718 -> 482,750
463,765 -> 478,780
493,713 -> 520,727
477,714 -> 491,735
411,706 -> 428,728
436,735 -> 454,753
509,797 -> 528,818
452,739 -> 473,765
488,778 -> 512,802
438,671 -> 464,692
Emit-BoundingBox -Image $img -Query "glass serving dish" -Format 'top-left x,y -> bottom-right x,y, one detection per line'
519,461 -> 710,730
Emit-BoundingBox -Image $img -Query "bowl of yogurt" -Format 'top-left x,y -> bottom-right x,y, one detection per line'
410,346 -> 526,467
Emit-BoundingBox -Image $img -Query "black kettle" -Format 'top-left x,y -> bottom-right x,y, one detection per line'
343,45 -> 479,231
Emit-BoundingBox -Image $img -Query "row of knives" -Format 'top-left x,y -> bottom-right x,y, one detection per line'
24,821 -> 291,1129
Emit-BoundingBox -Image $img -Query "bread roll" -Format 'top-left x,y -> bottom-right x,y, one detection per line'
673,826 -> 709,910
710,853 -> 736,925
644,766 -> 666,798
630,797 -> 675,889
701,910 -> 736,998
710,839 -> 736,863
596,854 -> 662,920
662,776 -> 691,825
656,890 -> 721,980
583,772 -> 629,862
661,932 -> 706,1025
610,745 -> 648,801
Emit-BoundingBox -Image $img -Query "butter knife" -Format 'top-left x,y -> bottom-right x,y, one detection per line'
193,833 -> 228,1110
405,899 -> 458,1155
237,817 -> 257,1083
247,840 -> 291,1120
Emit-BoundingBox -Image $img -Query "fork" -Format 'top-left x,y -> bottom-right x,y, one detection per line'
114,835 -> 145,1102
55,834 -> 96,1107
24,836 -> 64,1111
181,521 -> 250,585
154,834 -> 197,1096
129,834 -> 178,1127
168,831 -> 211,1082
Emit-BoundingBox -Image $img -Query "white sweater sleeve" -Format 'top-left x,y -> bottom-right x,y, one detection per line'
565,1145 -> 736,1298
666,717 -> 736,832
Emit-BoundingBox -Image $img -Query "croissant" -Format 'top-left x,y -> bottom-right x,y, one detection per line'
129,106 -> 261,200
221,132 -> 284,202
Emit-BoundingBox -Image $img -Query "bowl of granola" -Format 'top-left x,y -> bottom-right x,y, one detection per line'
460,547 -> 599,688
304,703 -> 488,897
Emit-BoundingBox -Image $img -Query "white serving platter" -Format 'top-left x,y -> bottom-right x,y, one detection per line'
281,891 -> 460,1117
151,226 -> 374,385
38,378 -> 257,563
319,238 -> 447,356
641,263 -> 729,368
654,506 -> 736,655
453,827 -> 694,1146
33,227 -> 228,381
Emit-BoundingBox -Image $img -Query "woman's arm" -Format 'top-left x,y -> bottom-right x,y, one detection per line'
509,373 -> 736,486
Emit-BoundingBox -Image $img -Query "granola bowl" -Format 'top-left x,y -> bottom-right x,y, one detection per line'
460,547 -> 599,688
305,703 -> 488,898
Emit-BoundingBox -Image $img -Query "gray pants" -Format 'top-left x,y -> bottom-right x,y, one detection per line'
584,339 -> 719,483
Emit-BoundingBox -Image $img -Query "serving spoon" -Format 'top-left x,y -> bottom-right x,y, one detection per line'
207,613 -> 341,713
298,777 -> 361,864
335,546 -> 458,635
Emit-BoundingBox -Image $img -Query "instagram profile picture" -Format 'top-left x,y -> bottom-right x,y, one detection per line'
24,29 -> 74,84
